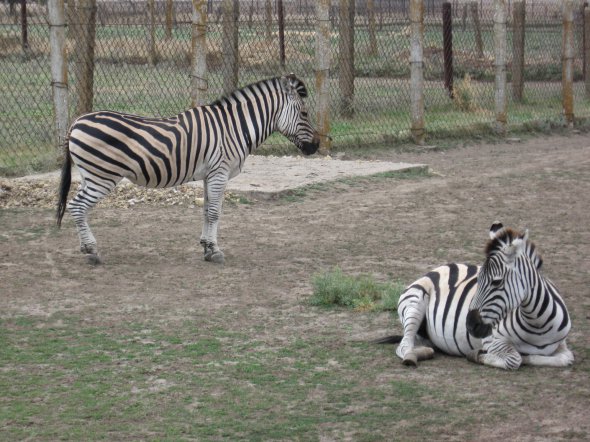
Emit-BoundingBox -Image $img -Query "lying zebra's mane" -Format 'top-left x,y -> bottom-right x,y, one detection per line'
208,76 -> 308,108
485,227 -> 543,269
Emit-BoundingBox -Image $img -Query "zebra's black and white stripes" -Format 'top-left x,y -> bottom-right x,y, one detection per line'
377,223 -> 573,370
57,75 -> 319,263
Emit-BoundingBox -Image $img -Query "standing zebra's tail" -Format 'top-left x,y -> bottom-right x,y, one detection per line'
56,151 -> 72,228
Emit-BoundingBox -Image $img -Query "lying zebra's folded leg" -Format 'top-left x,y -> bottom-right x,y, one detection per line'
396,338 -> 435,367
396,287 -> 431,367
467,341 -> 522,370
520,341 -> 574,367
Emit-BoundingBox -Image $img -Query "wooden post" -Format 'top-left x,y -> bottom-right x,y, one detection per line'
48,0 -> 70,153
316,0 -> 331,152
584,6 -> 590,99
74,0 -> 96,117
278,0 -> 285,68
367,0 -> 377,56
339,0 -> 355,117
563,0 -> 575,128
442,2 -> 453,98
471,1 -> 484,58
191,0 -> 208,107
493,0 -> 507,135
410,0 -> 425,145
222,0 -> 239,95
66,0 -> 76,38
147,0 -> 156,65
265,0 -> 272,40
165,0 -> 174,39
512,0 -> 525,102
20,0 -> 28,51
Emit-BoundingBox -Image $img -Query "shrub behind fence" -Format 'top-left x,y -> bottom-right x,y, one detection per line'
0,0 -> 588,176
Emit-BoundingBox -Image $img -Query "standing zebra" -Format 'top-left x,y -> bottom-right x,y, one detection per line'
56,75 -> 320,264
375,223 -> 573,370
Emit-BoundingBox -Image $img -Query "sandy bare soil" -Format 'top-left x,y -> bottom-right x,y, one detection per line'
1,133 -> 589,439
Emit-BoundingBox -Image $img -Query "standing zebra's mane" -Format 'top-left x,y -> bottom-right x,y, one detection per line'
208,75 -> 308,107
485,227 -> 543,269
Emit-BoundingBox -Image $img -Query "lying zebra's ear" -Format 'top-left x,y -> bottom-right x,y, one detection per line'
506,236 -> 526,265
489,222 -> 504,240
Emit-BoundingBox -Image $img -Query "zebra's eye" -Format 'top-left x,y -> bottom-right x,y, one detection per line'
491,278 -> 503,288
301,111 -> 308,118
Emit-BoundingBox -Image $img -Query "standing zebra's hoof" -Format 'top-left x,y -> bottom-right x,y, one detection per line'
86,253 -> 102,265
205,251 -> 225,264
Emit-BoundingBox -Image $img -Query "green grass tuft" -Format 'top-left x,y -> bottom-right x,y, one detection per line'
310,267 -> 405,312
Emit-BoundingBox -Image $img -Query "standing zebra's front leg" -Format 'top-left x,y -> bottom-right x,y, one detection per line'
200,172 -> 228,264
200,179 -> 211,257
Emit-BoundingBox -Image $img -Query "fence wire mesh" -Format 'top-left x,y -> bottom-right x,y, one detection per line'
0,0 -> 588,176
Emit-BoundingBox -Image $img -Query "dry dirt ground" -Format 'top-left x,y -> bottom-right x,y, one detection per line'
1,133 -> 589,440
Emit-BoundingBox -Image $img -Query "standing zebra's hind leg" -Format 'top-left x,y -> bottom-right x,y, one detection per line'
67,179 -> 118,265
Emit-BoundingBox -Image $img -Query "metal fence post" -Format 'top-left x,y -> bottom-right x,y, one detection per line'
563,0 -> 575,128
191,0 -> 207,107
493,0 -> 507,135
315,0 -> 331,152
410,0 -> 425,145
48,0 -> 70,154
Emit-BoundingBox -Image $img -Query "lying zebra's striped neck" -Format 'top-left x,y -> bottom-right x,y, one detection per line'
518,273 -> 570,335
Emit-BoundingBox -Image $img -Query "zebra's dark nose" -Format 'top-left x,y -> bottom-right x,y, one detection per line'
466,309 -> 492,339
300,139 -> 319,155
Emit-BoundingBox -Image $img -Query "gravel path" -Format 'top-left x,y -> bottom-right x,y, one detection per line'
1,155 -> 424,207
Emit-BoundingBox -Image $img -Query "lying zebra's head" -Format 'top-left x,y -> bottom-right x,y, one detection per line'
467,222 -> 542,339
276,74 -> 320,155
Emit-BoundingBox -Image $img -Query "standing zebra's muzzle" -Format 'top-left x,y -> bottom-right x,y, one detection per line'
299,133 -> 320,156
466,309 -> 493,339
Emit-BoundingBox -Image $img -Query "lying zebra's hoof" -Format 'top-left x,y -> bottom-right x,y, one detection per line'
415,346 -> 435,361
402,352 -> 418,367
86,253 -> 102,265
467,349 -> 483,364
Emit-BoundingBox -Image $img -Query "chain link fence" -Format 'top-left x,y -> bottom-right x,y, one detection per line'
1,0 -> 588,176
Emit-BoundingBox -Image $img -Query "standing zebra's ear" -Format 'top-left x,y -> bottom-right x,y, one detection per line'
489,222 -> 504,240
281,74 -> 308,98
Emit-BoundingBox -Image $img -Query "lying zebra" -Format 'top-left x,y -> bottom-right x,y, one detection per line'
56,75 -> 319,264
375,223 -> 574,370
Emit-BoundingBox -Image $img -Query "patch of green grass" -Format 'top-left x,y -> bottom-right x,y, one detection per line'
310,267 -> 405,312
